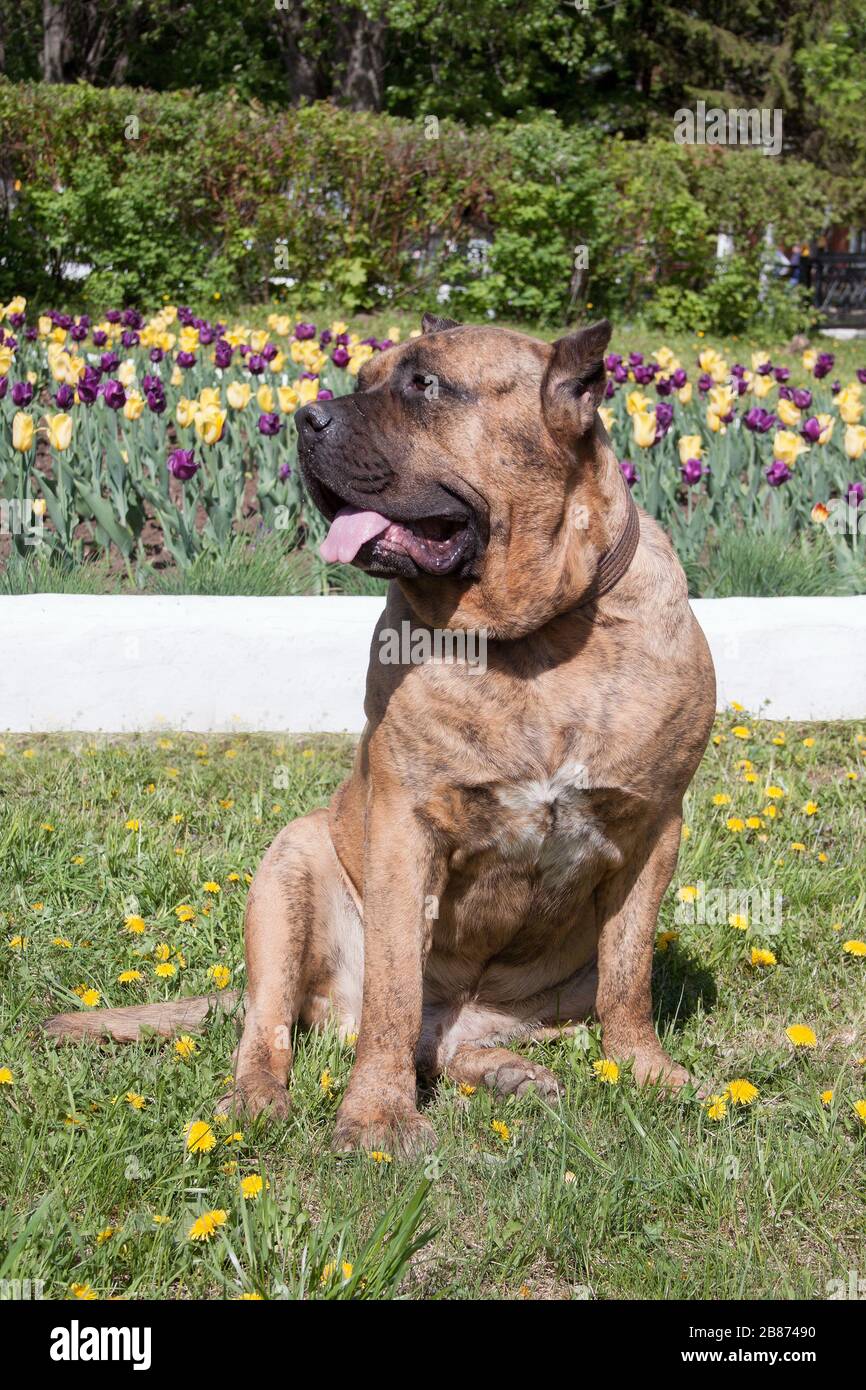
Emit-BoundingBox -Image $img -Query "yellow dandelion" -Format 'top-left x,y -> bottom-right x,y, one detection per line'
0,1067 -> 13,1085
726,1078 -> 758,1105
745,816 -> 763,830
750,947 -> 777,967
712,793 -> 731,806
843,940 -> 866,957
786,1024 -> 817,1048
802,737 -> 815,748
790,842 -> 807,852
96,1227 -> 116,1245
124,915 -> 146,934
369,1150 -> 393,1162
706,1095 -> 727,1121
53,937 -> 72,949
70,1283 -> 98,1300
731,726 -> 751,739
125,1091 -> 146,1110
728,914 -> 749,931
458,1082 -> 476,1095
125,818 -> 140,831
79,988 -> 100,1008
187,1209 -> 228,1241
593,1059 -> 620,1084
853,1100 -> 866,1125
802,801 -> 819,816
203,881 -> 221,894
185,1119 -> 217,1153
118,969 -> 142,984
320,1068 -> 334,1096
726,817 -> 745,833
656,930 -> 679,952
8,935 -> 28,949
240,1174 -> 265,1200
491,1120 -> 510,1143
155,962 -> 176,978
820,1090 -> 833,1106
174,904 -> 195,921
765,786 -> 785,799
678,885 -> 698,902
174,1035 -> 198,1059
209,964 -> 231,989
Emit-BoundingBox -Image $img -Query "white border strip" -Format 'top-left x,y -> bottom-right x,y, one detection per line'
1,594 -> 865,731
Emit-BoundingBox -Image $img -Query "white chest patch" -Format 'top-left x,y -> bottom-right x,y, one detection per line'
494,761 -> 621,890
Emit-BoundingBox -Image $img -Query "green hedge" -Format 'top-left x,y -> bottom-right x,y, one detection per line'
0,81 -> 830,329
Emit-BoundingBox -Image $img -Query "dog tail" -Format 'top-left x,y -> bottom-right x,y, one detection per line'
42,991 -> 241,1043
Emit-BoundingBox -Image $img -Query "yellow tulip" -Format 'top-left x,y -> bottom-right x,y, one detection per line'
776,398 -> 801,427
655,346 -> 677,371
844,424 -> 866,460
708,384 -> 735,416
837,387 -> 863,425
178,327 -> 200,354
598,406 -> 614,433
198,387 -> 221,409
256,384 -> 275,413
194,404 -> 226,445
123,391 -> 145,422
802,349 -> 817,371
226,382 -> 251,410
269,351 -> 285,373
677,381 -> 693,405
0,345 -> 14,376
387,325 -> 401,343
625,390 -> 652,417
678,434 -> 702,464
50,326 -> 67,344
706,410 -> 726,434
632,411 -> 657,448
38,315 -> 53,337
330,321 -> 348,337
170,366 -> 183,387
773,430 -> 808,467
751,373 -> 773,399
118,360 -> 136,388
277,386 -> 299,413
46,413 -> 73,450
814,413 -> 834,446
5,295 -> 26,317
297,377 -> 320,405
249,330 -> 269,353
176,397 -> 197,428
750,351 -> 770,371
12,412 -> 34,451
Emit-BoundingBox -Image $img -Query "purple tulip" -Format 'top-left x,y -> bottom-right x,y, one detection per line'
831,380 -> 841,395
604,379 -> 615,399
743,407 -> 776,434
279,462 -> 292,481
121,330 -> 139,348
105,309 -> 121,324
294,322 -> 316,341
0,376 -> 7,400
792,388 -> 812,409
633,364 -> 655,386
100,352 -> 120,374
801,416 -> 823,444
11,381 -> 33,407
55,384 -> 74,408
257,412 -> 281,436
604,353 -> 622,371
317,388 -> 334,401
813,352 -> 834,379
698,373 -> 712,392
102,379 -> 126,410
671,368 -> 688,389
773,367 -> 790,383
70,323 -> 87,342
857,369 -> 866,386
8,311 -> 25,330
335,332 -> 349,346
655,401 -> 674,430
176,351 -> 196,369
765,460 -> 792,487
167,448 -> 199,481
121,309 -> 143,330
613,363 -> 629,384
628,352 -> 644,367
77,374 -> 100,406
655,376 -> 673,396
261,343 -> 278,362
199,326 -> 215,346
620,459 -> 639,487
319,330 -> 333,347
214,340 -> 233,369
247,354 -> 265,375
730,364 -> 745,378
847,481 -> 865,508
149,347 -> 165,364
681,458 -> 704,486
757,361 -> 773,376
92,330 -> 107,348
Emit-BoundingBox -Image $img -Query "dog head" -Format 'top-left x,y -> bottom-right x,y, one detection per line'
297,314 -> 621,637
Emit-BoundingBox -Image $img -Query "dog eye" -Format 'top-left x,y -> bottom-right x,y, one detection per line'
408,373 -> 430,393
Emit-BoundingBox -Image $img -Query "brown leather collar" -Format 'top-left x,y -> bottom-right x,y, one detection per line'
577,481 -> 641,607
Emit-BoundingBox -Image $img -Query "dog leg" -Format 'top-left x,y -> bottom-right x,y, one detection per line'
331,790 -> 442,1158
219,809 -> 352,1120
594,811 -> 696,1091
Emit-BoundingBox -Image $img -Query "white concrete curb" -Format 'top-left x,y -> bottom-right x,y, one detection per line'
1,594 -> 864,732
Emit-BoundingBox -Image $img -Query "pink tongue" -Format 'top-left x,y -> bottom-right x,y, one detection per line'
319,505 -> 391,564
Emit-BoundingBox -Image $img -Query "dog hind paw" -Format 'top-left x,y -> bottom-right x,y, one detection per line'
216,1071 -> 291,1120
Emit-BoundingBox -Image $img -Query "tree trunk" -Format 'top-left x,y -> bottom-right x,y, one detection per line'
42,0 -> 68,82
339,14 -> 386,111
270,4 -> 320,104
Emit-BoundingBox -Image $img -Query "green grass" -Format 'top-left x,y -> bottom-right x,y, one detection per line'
1,721 -> 865,1300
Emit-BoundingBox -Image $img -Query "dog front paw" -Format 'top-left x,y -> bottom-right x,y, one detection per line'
331,1102 -> 436,1159
216,1070 -> 291,1120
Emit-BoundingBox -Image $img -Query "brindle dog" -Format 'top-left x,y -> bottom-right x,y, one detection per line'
45,315 -> 716,1156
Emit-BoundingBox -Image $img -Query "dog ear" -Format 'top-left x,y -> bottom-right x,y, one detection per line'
421,312 -> 460,335
541,319 -> 612,443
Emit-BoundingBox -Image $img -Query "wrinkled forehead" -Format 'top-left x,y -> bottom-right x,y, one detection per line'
356,326 -> 550,395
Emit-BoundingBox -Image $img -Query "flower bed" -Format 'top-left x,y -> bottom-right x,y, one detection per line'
0,295 -> 865,588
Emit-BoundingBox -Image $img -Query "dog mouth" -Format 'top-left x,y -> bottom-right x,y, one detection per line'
313,483 -> 476,577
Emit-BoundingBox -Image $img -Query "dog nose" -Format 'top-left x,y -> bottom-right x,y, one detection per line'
297,402 -> 333,436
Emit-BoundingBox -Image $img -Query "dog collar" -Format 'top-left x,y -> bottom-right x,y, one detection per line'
578,482 -> 641,606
